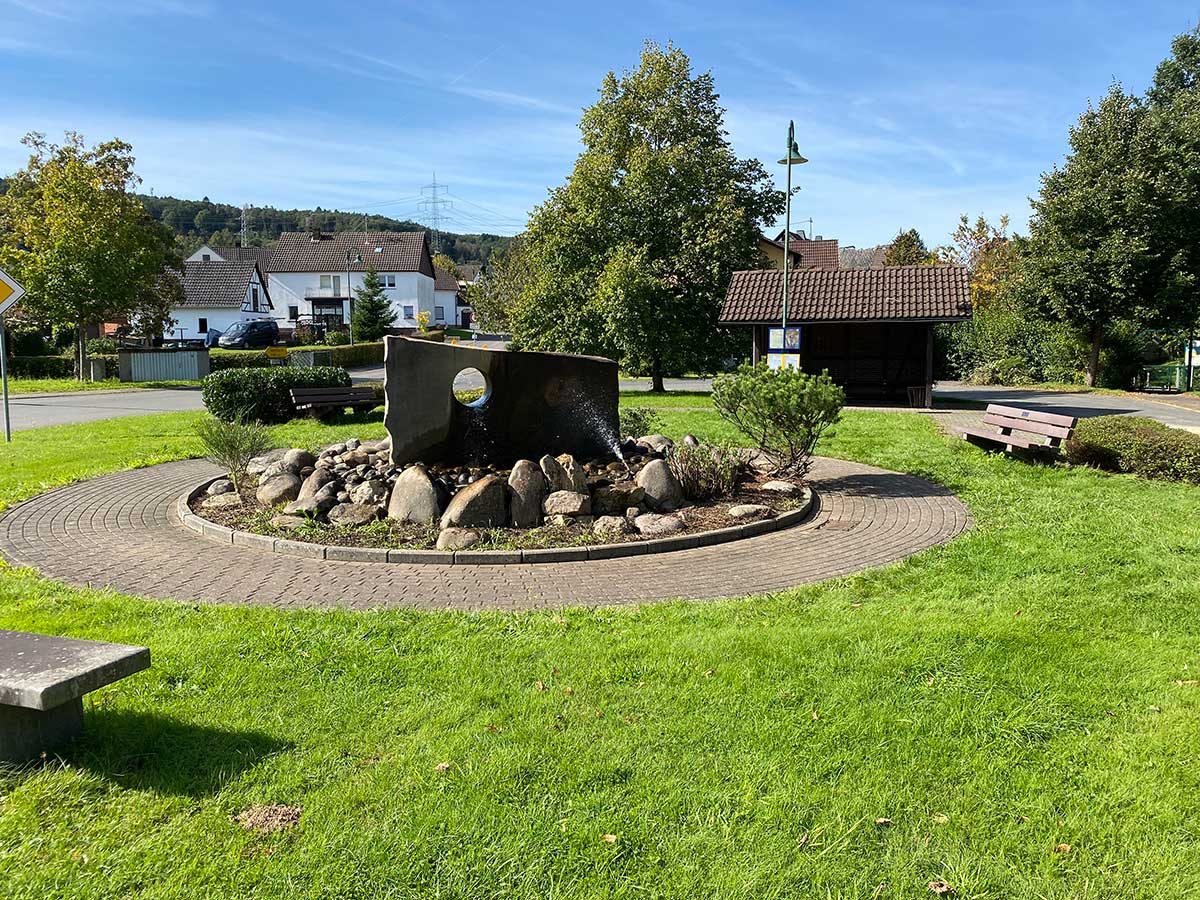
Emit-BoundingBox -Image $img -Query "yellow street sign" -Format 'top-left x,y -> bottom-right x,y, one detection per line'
0,266 -> 26,317
266,345 -> 289,359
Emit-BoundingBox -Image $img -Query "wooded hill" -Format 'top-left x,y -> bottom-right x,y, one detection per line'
137,194 -> 513,265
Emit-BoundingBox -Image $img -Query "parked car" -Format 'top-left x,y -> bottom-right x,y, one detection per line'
217,319 -> 279,350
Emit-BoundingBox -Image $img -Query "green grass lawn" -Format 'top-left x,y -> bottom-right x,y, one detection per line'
1,377 -> 201,394
2,409 -> 1200,897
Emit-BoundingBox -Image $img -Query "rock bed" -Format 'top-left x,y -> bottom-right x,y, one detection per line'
191,434 -> 807,553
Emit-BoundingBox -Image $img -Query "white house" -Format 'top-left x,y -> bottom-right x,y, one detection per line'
167,260 -> 272,341
265,230 -> 436,333
433,266 -> 460,328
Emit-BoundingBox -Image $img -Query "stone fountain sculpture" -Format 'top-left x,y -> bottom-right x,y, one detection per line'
383,336 -> 620,466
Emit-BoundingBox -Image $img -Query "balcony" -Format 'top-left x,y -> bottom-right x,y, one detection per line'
304,287 -> 348,299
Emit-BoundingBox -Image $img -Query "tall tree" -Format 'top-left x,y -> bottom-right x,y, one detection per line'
0,132 -> 178,375
432,253 -> 461,279
505,42 -> 783,391
933,214 -> 1014,308
351,264 -> 396,342
883,228 -> 931,266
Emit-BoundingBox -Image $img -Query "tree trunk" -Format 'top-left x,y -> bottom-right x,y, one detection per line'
651,356 -> 665,393
76,324 -> 89,381
1086,325 -> 1102,387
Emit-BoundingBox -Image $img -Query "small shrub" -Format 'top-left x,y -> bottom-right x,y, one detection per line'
291,324 -> 318,346
669,442 -> 746,500
325,341 -> 384,369
1065,416 -> 1200,484
619,406 -> 663,438
324,329 -> 351,346
86,337 -> 118,355
209,350 -> 271,371
194,414 -> 272,494
8,355 -> 74,378
712,362 -> 844,478
9,328 -> 48,356
201,366 -> 352,424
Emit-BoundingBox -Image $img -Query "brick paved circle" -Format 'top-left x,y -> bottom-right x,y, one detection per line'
0,458 -> 971,611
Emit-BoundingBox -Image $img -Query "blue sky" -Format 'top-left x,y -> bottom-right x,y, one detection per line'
0,1 -> 1196,248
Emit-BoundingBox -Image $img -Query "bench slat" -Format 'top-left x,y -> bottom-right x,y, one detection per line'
0,630 -> 150,711
290,388 -> 376,398
982,413 -> 1073,441
960,427 -> 1061,453
985,404 -> 1077,429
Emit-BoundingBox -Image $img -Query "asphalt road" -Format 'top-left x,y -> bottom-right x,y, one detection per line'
4,387 -> 206,432
933,382 -> 1200,430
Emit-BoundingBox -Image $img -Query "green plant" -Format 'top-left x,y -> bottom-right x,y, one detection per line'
194,413 -> 272,494
416,310 -> 431,334
619,405 -> 663,438
208,349 -> 271,370
292,324 -> 318,346
201,366 -> 352,424
351,265 -> 397,342
324,329 -> 351,346
712,362 -> 844,477
668,441 -> 745,500
86,337 -> 117,355
1065,415 -> 1200,483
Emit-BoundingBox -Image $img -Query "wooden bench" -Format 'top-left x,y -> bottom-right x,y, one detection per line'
290,386 -> 380,417
0,630 -> 150,763
959,403 -> 1078,461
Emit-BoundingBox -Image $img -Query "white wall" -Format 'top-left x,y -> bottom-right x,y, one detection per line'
168,308 -> 246,340
267,270 -> 435,328
434,288 -> 457,326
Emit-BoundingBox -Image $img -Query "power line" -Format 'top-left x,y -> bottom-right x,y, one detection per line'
418,174 -> 452,254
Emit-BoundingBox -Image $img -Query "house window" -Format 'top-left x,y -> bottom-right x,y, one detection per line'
320,274 -> 332,289
251,286 -> 259,311
201,254 -> 211,262
288,305 -> 299,321
435,306 -> 445,322
403,305 -> 414,318
384,274 -> 397,288
198,317 -> 208,332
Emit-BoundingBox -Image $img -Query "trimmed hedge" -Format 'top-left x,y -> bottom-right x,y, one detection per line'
322,341 -> 384,368
209,350 -> 271,371
1065,415 -> 1200,484
207,342 -> 384,371
7,354 -> 119,378
201,366 -> 353,424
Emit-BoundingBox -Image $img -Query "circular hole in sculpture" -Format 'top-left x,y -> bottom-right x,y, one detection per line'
452,367 -> 491,408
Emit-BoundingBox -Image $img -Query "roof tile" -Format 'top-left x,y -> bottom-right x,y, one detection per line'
268,231 -> 433,276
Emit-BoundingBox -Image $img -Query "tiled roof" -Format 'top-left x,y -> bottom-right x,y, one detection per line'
177,260 -> 270,310
839,245 -> 888,269
720,265 -> 972,324
457,263 -> 481,283
434,267 -> 459,291
268,231 -> 433,276
762,234 -> 840,269
209,246 -> 274,268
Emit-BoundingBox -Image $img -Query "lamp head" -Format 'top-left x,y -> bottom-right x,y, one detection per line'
778,119 -> 808,166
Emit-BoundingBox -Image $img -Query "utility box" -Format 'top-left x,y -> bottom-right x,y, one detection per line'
88,358 -> 107,382
118,349 -> 211,382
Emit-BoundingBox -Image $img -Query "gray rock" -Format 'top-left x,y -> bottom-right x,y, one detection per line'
545,514 -> 576,527
206,479 -> 235,496
436,527 -> 481,551
592,480 -> 645,515
351,478 -> 390,506
260,460 -> 295,480
728,503 -> 771,520
388,464 -> 442,524
327,502 -> 381,528
556,454 -> 588,493
639,434 -> 675,455
542,490 -> 591,517
345,438 -> 361,450
625,506 -> 641,520
283,448 -> 316,471
341,449 -> 370,468
681,434 -> 700,448
298,467 -> 337,501
256,473 -> 302,507
440,474 -> 507,528
636,459 -> 685,512
634,512 -> 685,536
336,491 -> 350,503
593,515 -> 633,536
246,448 -> 287,476
761,480 -> 799,494
270,514 -> 308,531
507,460 -> 545,528
201,492 -> 242,510
539,454 -> 573,493
283,494 -> 336,518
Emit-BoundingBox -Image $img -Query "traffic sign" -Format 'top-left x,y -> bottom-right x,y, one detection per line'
0,266 -> 26,317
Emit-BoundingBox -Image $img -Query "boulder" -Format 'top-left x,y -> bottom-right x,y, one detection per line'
270,514 -> 308,531
327,502 -> 381,528
283,448 -> 316,471
201,492 -> 242,510
247,448 -> 287,476
206,479 -> 235,496
539,454 -> 573,493
542,490 -> 591,517
545,514 -> 576,527
728,503 -> 771,520
634,513 -> 685,537
388,465 -> 442,524
592,480 -> 645,515
256,473 -> 302,507
298,467 -> 337,501
507,460 -> 545,528
351,478 -> 390,507
761,480 -> 799,494
440,474 -> 507,529
636,459 -> 684,512
593,515 -> 633,536
639,434 -> 675,455
556,454 -> 589,493
341,449 -> 370,468
436,527 -> 481,551
681,434 -> 700,448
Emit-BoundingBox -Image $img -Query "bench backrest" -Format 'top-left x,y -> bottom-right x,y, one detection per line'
983,403 -> 1077,446
290,387 -> 376,400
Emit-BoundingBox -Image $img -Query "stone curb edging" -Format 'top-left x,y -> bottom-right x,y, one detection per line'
178,480 -> 814,566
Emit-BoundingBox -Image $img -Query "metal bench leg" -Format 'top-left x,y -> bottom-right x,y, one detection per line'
0,697 -> 84,764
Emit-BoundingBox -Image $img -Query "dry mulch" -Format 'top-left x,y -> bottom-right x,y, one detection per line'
234,804 -> 302,835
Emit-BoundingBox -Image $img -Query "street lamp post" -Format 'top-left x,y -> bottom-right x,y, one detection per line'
345,249 -> 361,346
778,120 -> 808,337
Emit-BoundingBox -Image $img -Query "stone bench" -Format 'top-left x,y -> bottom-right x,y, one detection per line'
0,630 -> 150,764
